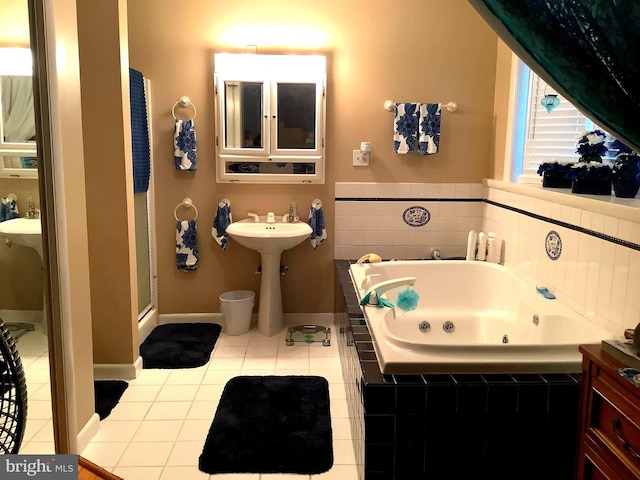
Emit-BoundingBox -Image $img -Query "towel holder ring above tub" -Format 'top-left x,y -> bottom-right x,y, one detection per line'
174,197 -> 198,221
172,96 -> 197,120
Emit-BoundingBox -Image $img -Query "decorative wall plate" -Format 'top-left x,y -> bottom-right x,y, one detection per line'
403,206 -> 431,227
545,230 -> 562,260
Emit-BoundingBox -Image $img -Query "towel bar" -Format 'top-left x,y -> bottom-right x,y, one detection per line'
383,100 -> 457,112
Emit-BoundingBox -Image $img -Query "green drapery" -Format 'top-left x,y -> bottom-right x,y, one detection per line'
468,0 -> 640,152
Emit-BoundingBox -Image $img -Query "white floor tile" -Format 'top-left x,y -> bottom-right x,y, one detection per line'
260,474 -> 310,479
177,419 -> 212,442
309,357 -> 341,370
201,370 -> 241,385
18,441 -> 55,454
245,345 -> 278,357
329,399 -> 349,418
159,465 -> 211,479
310,464 -> 359,479
194,384 -> 224,402
93,420 -> 142,443
112,466 -> 163,480
165,370 -> 205,385
132,420 -> 184,442
156,384 -> 199,402
275,357 -> 309,370
241,358 -> 277,370
27,400 -> 53,420
107,401 -> 152,421
332,439 -> 357,465
145,401 -> 192,420
119,385 -> 162,402
81,442 -> 128,467
132,370 -> 171,386
216,333 -> 251,347
186,401 -> 219,420
166,440 -> 203,466
331,418 -> 353,440
213,346 -> 248,357
30,421 -> 54,442
22,418 -> 49,442
117,441 -> 174,466
207,358 -> 244,370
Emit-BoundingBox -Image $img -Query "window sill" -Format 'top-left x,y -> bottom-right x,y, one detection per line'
485,179 -> 640,223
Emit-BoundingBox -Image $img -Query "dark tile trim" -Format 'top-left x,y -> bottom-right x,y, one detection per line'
485,199 -> 640,252
335,197 -> 484,202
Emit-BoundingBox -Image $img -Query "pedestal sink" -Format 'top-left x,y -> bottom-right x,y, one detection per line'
0,217 -> 45,333
0,218 -> 43,261
226,218 -> 312,336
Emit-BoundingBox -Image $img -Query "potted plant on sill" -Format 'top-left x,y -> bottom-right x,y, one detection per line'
566,129 -> 612,195
537,160 -> 573,188
610,139 -> 640,198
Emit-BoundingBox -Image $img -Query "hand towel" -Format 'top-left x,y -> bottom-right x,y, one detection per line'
129,68 -> 150,192
212,199 -> 232,250
393,103 -> 419,154
176,220 -> 199,271
419,103 -> 442,155
0,196 -> 19,222
308,199 -> 327,250
174,119 -> 197,171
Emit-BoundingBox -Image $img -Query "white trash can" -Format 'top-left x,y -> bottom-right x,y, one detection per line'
220,290 -> 255,335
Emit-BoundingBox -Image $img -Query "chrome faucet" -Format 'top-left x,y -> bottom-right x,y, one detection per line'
431,249 -> 441,260
266,212 -> 276,224
362,276 -> 416,306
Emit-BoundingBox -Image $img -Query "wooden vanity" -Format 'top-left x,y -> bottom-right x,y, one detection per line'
577,344 -> 640,479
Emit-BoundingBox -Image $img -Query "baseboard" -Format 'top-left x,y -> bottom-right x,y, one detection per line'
93,362 -> 139,380
283,313 -> 334,326
138,308 -> 159,344
77,413 -> 100,453
158,312 -> 222,325
156,312 -> 333,332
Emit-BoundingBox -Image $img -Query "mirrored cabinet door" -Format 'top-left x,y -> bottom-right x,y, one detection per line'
214,53 -> 326,184
0,48 -> 37,179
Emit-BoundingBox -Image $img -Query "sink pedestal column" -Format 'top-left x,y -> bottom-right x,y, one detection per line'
257,251 -> 284,337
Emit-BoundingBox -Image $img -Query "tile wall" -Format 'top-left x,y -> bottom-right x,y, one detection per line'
334,183 -> 484,261
483,187 -> 640,336
334,182 -> 640,336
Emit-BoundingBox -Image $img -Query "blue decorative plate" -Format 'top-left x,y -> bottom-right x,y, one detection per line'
403,206 -> 431,227
545,230 -> 562,260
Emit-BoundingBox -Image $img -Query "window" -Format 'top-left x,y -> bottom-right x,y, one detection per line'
515,61 -> 614,183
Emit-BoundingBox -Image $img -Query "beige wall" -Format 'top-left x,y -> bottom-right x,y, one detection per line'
127,0 -> 498,316
0,0 -> 42,310
77,0 -> 138,365
491,39 -> 516,181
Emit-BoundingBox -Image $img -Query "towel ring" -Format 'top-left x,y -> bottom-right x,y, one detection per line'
171,96 -> 197,120
174,197 -> 198,221
383,100 -> 457,113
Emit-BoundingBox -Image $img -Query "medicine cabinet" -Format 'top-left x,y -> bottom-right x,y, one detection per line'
0,48 -> 37,179
214,53 -> 326,184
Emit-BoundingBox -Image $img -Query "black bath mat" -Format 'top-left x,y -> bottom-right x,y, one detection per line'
198,375 -> 333,475
94,380 -> 128,420
140,323 -> 222,369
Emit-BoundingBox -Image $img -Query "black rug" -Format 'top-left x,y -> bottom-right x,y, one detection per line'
140,323 -> 221,369
94,380 -> 128,420
199,375 -> 333,475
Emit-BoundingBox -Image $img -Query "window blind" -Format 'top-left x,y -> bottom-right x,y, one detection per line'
520,70 -> 615,183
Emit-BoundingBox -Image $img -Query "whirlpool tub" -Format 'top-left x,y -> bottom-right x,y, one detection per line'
349,260 -> 614,374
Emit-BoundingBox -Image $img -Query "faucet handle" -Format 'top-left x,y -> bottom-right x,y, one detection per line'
247,212 -> 259,222
282,213 -> 290,222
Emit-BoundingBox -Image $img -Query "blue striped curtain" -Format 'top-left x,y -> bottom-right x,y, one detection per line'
129,68 -> 150,193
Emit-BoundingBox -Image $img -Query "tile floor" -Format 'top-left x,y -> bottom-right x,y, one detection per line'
18,324 -> 358,479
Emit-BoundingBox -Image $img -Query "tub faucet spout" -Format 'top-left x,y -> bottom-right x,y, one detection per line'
362,276 -> 416,306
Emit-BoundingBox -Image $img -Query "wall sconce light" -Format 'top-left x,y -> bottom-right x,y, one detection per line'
541,85 -> 560,113
353,142 -> 372,167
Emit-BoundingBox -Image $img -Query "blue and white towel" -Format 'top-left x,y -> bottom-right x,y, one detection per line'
0,196 -> 19,222
308,199 -> 327,250
212,199 -> 232,250
176,220 -> 199,271
174,119 -> 197,171
419,103 -> 441,155
393,103 -> 419,154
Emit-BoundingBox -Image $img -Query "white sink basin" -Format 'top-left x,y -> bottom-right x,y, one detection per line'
0,218 -> 42,251
226,220 -> 312,253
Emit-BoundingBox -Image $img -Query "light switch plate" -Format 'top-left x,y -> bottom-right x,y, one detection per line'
353,149 -> 369,166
